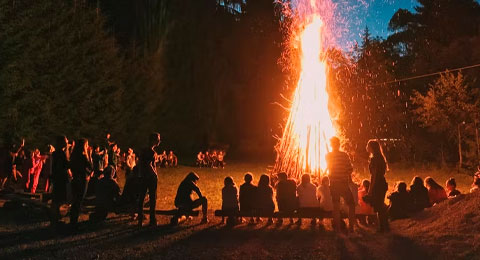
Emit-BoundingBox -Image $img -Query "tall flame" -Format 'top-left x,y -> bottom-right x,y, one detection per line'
274,10 -> 336,179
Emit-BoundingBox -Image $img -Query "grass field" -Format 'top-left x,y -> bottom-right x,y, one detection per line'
141,162 -> 475,211
0,162 -> 477,259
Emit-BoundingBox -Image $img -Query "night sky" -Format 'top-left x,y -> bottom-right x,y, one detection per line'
335,0 -> 417,50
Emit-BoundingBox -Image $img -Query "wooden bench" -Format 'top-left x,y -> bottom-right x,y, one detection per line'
214,209 -> 375,219
143,209 -> 199,216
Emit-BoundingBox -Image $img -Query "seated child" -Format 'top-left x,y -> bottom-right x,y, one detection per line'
446,178 -> 461,198
357,179 -> 374,225
257,174 -> 275,224
317,176 -> 333,212
172,172 -> 208,225
167,151 -> 178,167
196,152 -> 205,167
90,166 -> 121,222
239,173 -> 257,224
387,182 -> 411,220
297,174 -> 319,225
275,172 -> 297,224
425,177 -> 447,205
409,176 -> 430,211
222,176 -> 239,225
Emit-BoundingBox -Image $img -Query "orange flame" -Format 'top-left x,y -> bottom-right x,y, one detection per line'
274,11 -> 336,179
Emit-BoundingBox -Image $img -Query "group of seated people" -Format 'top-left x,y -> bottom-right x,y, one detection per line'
196,150 -> 226,168
158,150 -> 178,168
217,171 -> 480,226
386,174 -> 479,220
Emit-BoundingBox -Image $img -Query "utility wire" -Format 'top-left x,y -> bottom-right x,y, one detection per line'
368,63 -> 480,87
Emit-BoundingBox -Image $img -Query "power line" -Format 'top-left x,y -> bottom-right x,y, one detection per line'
368,63 -> 480,87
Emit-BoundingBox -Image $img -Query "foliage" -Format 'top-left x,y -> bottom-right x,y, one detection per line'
0,0 -> 127,148
412,71 -> 478,166
328,29 -> 406,165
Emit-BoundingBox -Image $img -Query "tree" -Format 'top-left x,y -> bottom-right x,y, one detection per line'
328,29 -> 406,165
412,71 -> 475,168
0,0 -> 126,147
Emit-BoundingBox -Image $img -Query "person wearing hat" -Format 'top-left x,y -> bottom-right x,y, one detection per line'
172,172 -> 208,225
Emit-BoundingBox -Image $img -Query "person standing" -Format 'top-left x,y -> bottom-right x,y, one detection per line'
50,136 -> 70,227
366,139 -> 389,232
108,143 -> 119,173
69,138 -> 93,229
42,145 -> 55,192
126,148 -> 136,178
29,149 -> 44,193
137,133 -> 161,227
326,136 -> 355,233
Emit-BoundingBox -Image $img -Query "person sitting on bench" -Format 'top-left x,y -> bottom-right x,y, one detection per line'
257,174 -> 275,224
90,166 -> 120,222
221,176 -> 239,225
172,172 -> 208,225
296,174 -> 318,225
275,172 -> 297,225
239,173 -> 257,224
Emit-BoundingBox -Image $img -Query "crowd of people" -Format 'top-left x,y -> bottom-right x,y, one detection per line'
196,150 -> 226,168
0,133 -> 186,229
219,137 -> 480,232
2,133 -> 480,234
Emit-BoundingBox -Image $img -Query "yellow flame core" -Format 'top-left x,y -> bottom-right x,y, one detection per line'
274,15 -> 336,179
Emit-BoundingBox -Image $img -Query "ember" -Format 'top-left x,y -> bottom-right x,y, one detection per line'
274,1 -> 337,180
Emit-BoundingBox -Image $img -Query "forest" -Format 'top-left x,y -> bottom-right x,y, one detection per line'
2,0 -> 480,168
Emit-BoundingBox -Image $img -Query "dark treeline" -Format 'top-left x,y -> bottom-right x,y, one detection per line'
1,0 -> 480,167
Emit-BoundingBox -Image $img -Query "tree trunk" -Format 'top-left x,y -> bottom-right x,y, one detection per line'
475,120 -> 480,166
458,123 -> 462,170
440,142 -> 446,167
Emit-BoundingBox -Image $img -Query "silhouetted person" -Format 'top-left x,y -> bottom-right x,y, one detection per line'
69,138 -> 93,229
50,136 -> 70,227
445,178 -> 461,198
275,172 -> 297,225
108,143 -> 119,174
257,174 -> 275,224
2,139 -> 24,190
42,145 -> 54,192
326,137 -> 355,232
425,177 -> 447,205
365,139 -> 389,232
90,166 -> 120,222
409,176 -> 430,212
137,133 -> 161,227
387,182 -> 411,220
239,173 -> 257,224
221,176 -> 239,225
172,172 -> 208,224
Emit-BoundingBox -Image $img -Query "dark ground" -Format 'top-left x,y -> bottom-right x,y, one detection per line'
0,163 -> 478,260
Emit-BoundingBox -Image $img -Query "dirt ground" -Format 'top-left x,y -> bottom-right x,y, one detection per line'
0,163 -> 478,260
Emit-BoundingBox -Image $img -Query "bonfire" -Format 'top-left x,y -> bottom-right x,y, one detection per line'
274,0 -> 337,181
